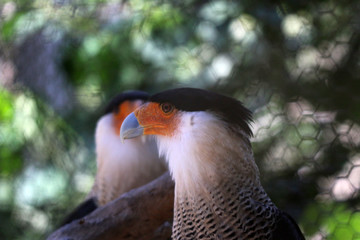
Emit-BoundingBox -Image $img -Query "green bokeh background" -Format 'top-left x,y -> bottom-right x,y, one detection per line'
1,0 -> 360,239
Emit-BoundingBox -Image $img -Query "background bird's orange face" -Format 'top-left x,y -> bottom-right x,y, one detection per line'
113,100 -> 144,135
134,102 -> 180,137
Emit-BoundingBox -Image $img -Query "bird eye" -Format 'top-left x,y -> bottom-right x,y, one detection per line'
160,103 -> 174,114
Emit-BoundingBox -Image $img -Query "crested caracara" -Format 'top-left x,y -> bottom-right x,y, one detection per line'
120,88 -> 305,240
62,91 -> 166,225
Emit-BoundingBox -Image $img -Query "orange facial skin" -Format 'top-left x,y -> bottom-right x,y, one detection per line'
134,102 -> 180,137
113,100 -> 143,135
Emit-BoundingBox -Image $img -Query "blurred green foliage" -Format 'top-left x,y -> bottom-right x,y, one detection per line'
1,0 -> 360,239
302,203 -> 360,240
0,88 -> 21,177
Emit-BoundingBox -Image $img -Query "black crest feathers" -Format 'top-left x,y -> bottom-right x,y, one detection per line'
104,91 -> 149,114
150,88 -> 253,137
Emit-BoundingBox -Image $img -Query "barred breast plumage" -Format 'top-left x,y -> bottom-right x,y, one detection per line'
172,170 -> 280,239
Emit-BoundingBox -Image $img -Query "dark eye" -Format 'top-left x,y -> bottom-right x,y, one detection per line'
161,103 -> 174,114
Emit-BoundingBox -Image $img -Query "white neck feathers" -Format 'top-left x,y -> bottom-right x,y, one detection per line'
157,111 -> 259,195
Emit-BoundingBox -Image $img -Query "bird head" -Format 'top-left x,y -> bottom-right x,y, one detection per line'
120,88 -> 253,140
103,90 -> 150,136
120,88 -> 257,190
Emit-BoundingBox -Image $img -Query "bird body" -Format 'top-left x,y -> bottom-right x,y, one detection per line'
90,111 -> 164,205
121,88 -> 305,239
148,108 -> 279,239
62,91 -> 166,225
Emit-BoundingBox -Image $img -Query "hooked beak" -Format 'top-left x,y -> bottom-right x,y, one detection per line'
120,112 -> 144,142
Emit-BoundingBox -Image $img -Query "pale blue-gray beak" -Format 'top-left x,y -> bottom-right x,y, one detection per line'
120,112 -> 144,142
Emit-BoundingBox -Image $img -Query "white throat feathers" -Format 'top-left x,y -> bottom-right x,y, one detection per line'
156,111 -> 260,195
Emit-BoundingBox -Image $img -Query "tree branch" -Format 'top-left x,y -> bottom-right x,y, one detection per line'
47,172 -> 174,240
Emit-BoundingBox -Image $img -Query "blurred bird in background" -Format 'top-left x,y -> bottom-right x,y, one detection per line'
121,88 -> 305,240
62,91 -> 167,225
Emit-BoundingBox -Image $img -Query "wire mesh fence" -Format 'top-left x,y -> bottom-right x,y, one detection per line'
0,0 -> 360,239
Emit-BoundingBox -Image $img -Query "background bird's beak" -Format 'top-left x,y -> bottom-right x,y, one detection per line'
120,112 -> 144,142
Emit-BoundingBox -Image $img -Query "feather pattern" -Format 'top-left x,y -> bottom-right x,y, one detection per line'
156,108 -> 304,239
